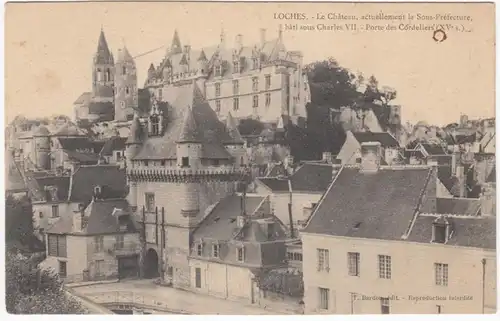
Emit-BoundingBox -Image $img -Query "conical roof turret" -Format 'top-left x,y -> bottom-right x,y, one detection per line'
170,29 -> 183,55
126,113 -> 143,144
117,45 -> 135,65
177,105 -> 200,143
225,112 -> 244,144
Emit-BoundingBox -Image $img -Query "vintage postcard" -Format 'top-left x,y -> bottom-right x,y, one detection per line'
3,0 -> 496,315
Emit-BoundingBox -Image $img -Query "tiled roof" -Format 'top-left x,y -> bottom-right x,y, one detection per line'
407,215 -> 496,249
353,132 -> 399,148
99,137 -> 127,156
435,197 -> 480,215
69,165 -> 127,204
192,195 -> 265,242
302,167 -> 433,240
47,198 -> 138,235
64,150 -> 101,164
257,163 -> 333,192
133,83 -> 237,160
225,112 -> 244,144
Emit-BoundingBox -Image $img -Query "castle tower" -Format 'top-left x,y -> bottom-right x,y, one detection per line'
170,29 -> 183,55
92,28 -> 115,103
125,112 -> 143,209
33,126 -> 51,170
115,44 -> 138,121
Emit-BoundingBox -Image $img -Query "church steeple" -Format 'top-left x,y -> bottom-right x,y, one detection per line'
95,28 -> 114,65
92,28 -> 114,104
170,29 -> 183,55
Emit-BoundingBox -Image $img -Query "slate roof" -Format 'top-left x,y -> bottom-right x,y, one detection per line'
302,167 -> 433,240
99,137 -> 127,156
257,163 -> 333,192
74,92 -> 92,105
192,195 -> 265,242
95,29 -> 114,65
58,137 -> 101,152
353,132 -> 400,148
28,175 -> 71,202
420,143 -> 448,156
407,215 -> 496,249
133,83 -> 238,160
435,198 -> 480,215
88,101 -> 114,119
47,198 -> 138,236
53,123 -> 86,137
69,165 -> 127,204
486,166 -> 496,183
64,150 -> 101,164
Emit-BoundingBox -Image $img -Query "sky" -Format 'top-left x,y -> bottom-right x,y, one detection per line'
4,1 -> 495,126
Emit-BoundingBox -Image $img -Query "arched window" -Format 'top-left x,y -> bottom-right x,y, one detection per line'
106,68 -> 111,81
126,87 -> 130,95
97,68 -> 102,81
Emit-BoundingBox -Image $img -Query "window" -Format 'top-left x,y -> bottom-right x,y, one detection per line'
126,87 -> 130,95
252,58 -> 259,69
319,287 -> 329,310
380,297 -> 390,314
215,83 -> 221,97
215,65 -> 222,76
233,61 -> 239,73
145,193 -> 155,212
212,244 -> 220,258
94,236 -> 104,252
158,88 -> 163,101
39,212 -> 43,218
233,98 -> 239,111
195,267 -> 202,288
116,235 -> 124,249
233,80 -> 239,95
265,93 -> 271,107
144,160 -> 149,167
317,248 -> 329,272
95,260 -> 104,276
150,115 -> 159,136
196,243 -> 203,256
48,235 -> 67,257
51,205 -> 59,218
252,77 -> 259,92
58,261 -> 67,277
215,100 -> 221,113
237,246 -> 245,262
436,305 -> 442,314
287,252 -> 303,261
181,157 -> 190,168
122,66 -> 126,75
160,160 -> 166,166
378,255 -> 392,279
265,74 -> 271,89
252,95 -> 259,109
348,252 -> 360,276
435,263 -> 448,286
106,68 -> 111,81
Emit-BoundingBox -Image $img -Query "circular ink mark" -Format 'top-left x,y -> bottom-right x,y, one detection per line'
433,29 -> 447,43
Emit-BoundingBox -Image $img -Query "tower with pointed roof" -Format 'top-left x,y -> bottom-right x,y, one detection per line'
33,126 -> 51,170
92,28 -> 115,104
170,29 -> 183,55
125,83 -> 248,288
114,45 -> 138,121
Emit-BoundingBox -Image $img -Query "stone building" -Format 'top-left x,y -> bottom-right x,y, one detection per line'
125,82 -> 249,288
300,142 -> 496,314
144,27 -> 310,125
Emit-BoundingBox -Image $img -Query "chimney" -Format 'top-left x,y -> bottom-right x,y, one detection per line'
260,28 -> 266,46
480,183 -> 496,217
235,34 -> 243,52
360,142 -> 382,173
284,155 -> 294,174
431,216 -> 452,244
322,152 -> 333,164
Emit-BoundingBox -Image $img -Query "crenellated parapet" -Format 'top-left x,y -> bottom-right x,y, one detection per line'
127,165 -> 249,183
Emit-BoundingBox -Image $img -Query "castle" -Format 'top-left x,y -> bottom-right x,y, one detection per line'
74,28 -> 138,124
144,27 -> 311,125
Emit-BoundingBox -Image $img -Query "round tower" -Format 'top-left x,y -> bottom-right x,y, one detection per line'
115,45 -> 138,121
33,126 -> 51,170
92,28 -> 115,103
125,113 -> 143,166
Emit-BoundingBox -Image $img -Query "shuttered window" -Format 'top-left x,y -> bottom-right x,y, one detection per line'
48,234 -> 67,257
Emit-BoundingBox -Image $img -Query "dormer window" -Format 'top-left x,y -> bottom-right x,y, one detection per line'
252,58 -> 259,69
212,243 -> 220,258
214,65 -> 222,77
94,185 -> 102,197
196,243 -> 203,256
122,66 -> 126,75
181,157 -> 190,168
237,245 -> 245,262
432,217 -> 452,244
215,83 -> 221,97
233,61 -> 240,73
150,115 -> 159,136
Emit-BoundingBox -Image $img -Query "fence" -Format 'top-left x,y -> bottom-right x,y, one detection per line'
62,273 -> 119,284
84,291 -> 190,314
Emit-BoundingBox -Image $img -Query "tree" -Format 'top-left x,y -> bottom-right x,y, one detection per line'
5,251 -> 87,314
5,195 -> 42,253
237,118 -> 265,136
